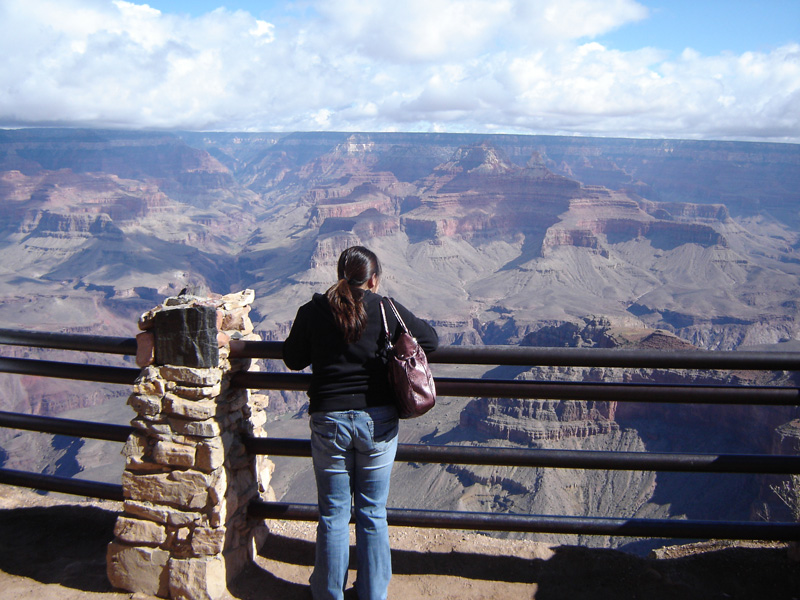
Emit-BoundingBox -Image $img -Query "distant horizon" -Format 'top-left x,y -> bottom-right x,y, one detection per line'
3,126 -> 799,147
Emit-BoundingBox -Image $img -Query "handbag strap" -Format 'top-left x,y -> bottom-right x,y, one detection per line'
379,299 -> 391,342
379,297 -> 409,348
384,297 -> 409,333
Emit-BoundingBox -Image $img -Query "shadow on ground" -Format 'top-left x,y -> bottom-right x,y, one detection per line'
0,504 -> 118,594
253,531 -> 538,581
234,530 -> 800,600
1,504 -> 799,600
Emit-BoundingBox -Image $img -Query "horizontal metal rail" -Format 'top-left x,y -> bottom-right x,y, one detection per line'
432,378 -> 800,405
430,346 -> 800,370
0,328 -> 136,355
2,327 -> 799,370
244,437 -> 800,474
0,356 -> 139,385
0,467 -> 124,501
231,371 -> 800,405
0,411 -> 132,443
248,501 -> 800,541
2,413 -> 797,474
2,355 -> 797,405
2,462 -> 796,542
230,340 -> 800,370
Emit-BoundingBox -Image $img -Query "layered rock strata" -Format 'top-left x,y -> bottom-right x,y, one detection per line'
460,398 -> 618,444
107,290 -> 273,600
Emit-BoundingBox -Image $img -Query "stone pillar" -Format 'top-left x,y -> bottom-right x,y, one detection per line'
107,290 -> 274,599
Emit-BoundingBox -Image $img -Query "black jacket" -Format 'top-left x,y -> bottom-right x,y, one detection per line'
282,290 -> 439,413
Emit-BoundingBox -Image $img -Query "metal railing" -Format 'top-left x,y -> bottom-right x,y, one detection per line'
1,327 -> 799,542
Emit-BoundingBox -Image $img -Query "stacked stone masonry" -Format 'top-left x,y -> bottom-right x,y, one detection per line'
107,289 -> 275,600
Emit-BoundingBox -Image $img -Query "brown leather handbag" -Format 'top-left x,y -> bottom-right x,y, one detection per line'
379,298 -> 436,419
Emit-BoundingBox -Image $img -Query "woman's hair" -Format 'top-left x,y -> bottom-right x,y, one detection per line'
326,246 -> 382,343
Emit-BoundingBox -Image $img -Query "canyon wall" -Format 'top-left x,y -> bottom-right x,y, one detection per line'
2,129 -> 799,550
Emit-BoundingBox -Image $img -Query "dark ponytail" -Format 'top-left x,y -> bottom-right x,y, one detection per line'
326,246 -> 382,343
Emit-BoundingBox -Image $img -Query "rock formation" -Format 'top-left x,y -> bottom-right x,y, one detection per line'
1,129 -> 799,552
461,397 -> 618,443
2,129 -> 798,349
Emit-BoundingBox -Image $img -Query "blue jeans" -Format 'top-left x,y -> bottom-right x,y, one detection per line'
309,405 -> 399,600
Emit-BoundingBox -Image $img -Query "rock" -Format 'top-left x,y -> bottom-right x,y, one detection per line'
131,417 -> 173,435
196,441 -> 225,472
174,382 -> 223,399
160,366 -> 223,387
122,431 -> 149,460
153,440 -> 197,468
123,469 -> 211,510
136,331 -> 156,368
257,456 -> 276,495
191,526 -> 226,555
123,500 -> 204,526
461,397 -> 618,444
247,407 -> 267,430
128,393 -> 163,417
154,306 -> 220,368
133,366 -> 168,397
217,331 -> 231,348
168,556 -> 227,600
220,305 -> 252,331
164,394 -> 218,420
170,417 -> 222,438
250,393 -> 269,410
113,516 -> 168,546
107,542 -> 170,597
228,390 -> 249,411
220,289 -> 255,310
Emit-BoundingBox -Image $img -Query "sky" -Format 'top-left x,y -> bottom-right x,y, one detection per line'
0,0 -> 798,142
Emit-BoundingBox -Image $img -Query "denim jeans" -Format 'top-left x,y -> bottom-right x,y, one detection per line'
309,405 -> 399,600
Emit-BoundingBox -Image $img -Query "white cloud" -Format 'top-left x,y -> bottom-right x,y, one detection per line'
308,0 -> 648,62
249,19 -> 276,44
539,0 -> 649,40
0,0 -> 797,142
312,0 -> 513,62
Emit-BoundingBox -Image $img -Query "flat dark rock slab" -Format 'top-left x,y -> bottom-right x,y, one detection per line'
154,306 -> 218,368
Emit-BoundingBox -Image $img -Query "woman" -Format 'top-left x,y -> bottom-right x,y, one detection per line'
283,246 -> 438,600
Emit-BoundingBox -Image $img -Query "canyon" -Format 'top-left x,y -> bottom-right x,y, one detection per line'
1,129 -> 799,550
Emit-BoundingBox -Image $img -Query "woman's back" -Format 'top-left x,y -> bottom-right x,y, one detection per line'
282,289 -> 438,413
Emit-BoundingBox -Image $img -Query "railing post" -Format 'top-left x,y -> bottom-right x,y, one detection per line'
106,290 -> 273,599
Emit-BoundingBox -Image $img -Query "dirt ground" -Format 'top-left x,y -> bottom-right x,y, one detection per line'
0,484 -> 798,600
